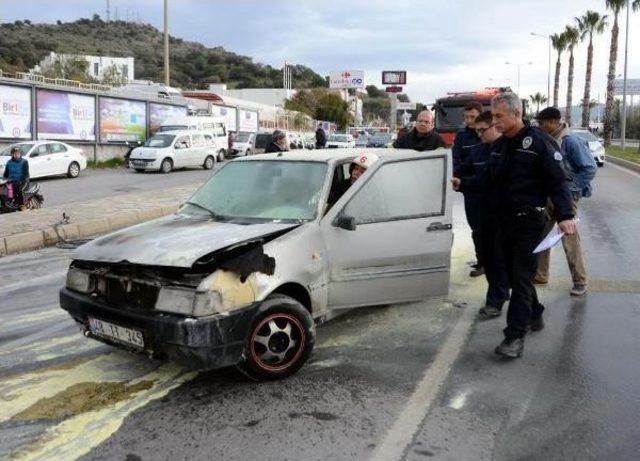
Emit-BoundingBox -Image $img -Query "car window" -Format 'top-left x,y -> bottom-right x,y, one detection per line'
175,136 -> 191,149
255,133 -> 272,149
0,144 -> 32,156
31,144 -> 50,157
343,158 -> 446,224
145,134 -> 175,147
191,134 -> 205,147
213,123 -> 226,137
48,143 -> 68,154
204,134 -> 214,145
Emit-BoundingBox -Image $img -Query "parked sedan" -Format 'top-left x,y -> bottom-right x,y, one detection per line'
572,129 -> 606,166
60,148 -> 453,380
367,133 -> 393,148
326,134 -> 356,148
0,141 -> 87,179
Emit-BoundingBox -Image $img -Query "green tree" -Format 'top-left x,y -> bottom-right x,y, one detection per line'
285,89 -> 352,129
45,56 -> 94,82
576,10 -> 608,128
101,63 -> 128,86
530,92 -> 549,114
551,32 -> 568,107
563,25 -> 580,126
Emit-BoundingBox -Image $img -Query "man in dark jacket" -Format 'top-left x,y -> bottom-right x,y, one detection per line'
264,130 -> 289,153
393,109 -> 446,151
315,125 -> 327,149
3,146 -> 30,208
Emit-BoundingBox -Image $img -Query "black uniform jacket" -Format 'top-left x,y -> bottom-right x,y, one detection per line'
392,128 -> 446,151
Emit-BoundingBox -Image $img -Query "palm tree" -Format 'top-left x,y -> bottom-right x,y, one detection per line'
551,32 -> 567,107
530,92 -> 548,114
563,25 -> 580,126
576,11 -> 607,128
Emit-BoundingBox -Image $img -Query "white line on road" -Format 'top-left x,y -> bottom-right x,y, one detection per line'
371,295 -> 476,461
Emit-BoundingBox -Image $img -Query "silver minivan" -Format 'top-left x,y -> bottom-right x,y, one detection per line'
129,130 -> 217,173
60,148 -> 453,380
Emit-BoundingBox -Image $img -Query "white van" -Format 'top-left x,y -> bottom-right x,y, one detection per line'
158,116 -> 227,162
129,130 -> 218,173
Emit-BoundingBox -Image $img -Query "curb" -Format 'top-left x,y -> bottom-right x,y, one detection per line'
607,155 -> 640,173
0,204 -> 180,257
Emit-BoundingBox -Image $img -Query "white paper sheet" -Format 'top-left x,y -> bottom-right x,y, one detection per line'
533,218 -> 579,254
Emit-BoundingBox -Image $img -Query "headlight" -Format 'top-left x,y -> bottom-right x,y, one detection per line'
155,286 -> 222,317
66,268 -> 94,293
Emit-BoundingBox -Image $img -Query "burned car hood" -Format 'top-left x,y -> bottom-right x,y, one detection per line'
73,214 -> 299,268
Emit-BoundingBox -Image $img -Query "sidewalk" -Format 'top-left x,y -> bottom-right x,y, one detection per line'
0,184 -> 200,256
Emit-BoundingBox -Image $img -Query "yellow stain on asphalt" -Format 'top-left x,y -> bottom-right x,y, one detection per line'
0,334 -> 86,358
10,365 -> 197,461
2,308 -> 68,329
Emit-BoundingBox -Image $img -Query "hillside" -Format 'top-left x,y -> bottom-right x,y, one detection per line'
0,16 -> 327,90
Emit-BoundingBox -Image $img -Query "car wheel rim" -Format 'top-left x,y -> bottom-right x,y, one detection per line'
162,161 -> 171,172
249,313 -> 305,372
70,164 -> 79,176
206,158 -> 213,168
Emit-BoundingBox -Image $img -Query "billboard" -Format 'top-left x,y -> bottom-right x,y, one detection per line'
211,105 -> 237,132
36,89 -> 95,141
0,85 -> 32,139
382,71 -> 407,85
329,70 -> 365,89
99,97 -> 147,143
239,109 -> 258,132
149,103 -> 188,134
613,78 -> 640,96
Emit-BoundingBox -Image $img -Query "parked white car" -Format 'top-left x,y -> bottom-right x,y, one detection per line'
231,132 -> 255,156
129,130 -> 217,173
326,134 -> 356,149
0,141 -> 87,179
572,129 -> 606,167
158,116 -> 228,162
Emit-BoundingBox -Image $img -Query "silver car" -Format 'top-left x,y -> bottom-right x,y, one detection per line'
572,129 -> 606,167
60,149 -> 453,380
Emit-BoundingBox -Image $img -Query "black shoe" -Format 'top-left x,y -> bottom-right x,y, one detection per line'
470,266 -> 485,277
528,316 -> 545,332
494,338 -> 524,358
478,305 -> 501,319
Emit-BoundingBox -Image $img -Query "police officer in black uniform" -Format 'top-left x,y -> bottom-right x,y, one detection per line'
485,92 -> 576,358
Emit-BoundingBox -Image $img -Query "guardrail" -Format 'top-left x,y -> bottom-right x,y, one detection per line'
15,72 -> 112,92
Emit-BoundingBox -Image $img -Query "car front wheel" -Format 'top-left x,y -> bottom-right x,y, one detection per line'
236,294 -> 315,381
203,155 -> 215,170
160,158 -> 173,174
67,161 -> 80,178
217,150 -> 226,162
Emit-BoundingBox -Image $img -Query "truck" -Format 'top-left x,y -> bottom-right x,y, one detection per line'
433,87 -> 511,146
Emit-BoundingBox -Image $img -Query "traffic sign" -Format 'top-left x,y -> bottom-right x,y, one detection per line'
385,86 -> 403,93
329,70 -> 365,89
613,78 -> 640,96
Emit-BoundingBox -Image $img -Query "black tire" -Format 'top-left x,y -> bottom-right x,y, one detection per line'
597,161 -> 604,167
160,158 -> 173,174
236,294 -> 315,381
217,150 -> 225,162
134,168 -> 145,173
203,155 -> 215,170
246,149 -> 251,156
67,161 -> 81,178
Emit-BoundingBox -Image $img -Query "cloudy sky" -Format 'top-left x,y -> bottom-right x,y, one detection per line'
3,0 -> 639,106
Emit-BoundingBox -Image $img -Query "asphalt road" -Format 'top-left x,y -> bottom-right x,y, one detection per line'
1,162 -> 639,461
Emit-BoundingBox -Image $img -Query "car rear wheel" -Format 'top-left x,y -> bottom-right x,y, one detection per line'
67,161 -> 80,178
246,149 -> 251,156
160,158 -> 173,174
203,155 -> 215,170
217,150 -> 225,162
236,294 -> 315,381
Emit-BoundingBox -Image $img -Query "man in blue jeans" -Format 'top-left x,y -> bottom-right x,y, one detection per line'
3,147 -> 30,209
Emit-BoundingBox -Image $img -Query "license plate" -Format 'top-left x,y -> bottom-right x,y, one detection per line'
88,317 -> 144,348
132,160 -> 146,166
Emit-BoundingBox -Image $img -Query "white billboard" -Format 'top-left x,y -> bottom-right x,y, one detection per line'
0,85 -> 32,139
239,109 -> 258,133
329,70 -> 365,89
613,78 -> 640,96
397,102 -> 417,110
211,105 -> 237,132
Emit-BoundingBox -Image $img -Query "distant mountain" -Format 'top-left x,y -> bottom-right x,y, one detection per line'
0,16 -> 327,90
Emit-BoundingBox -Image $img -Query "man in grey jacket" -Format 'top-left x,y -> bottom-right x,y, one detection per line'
534,107 -> 596,296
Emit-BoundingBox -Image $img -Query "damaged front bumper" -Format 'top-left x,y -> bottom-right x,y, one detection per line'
60,287 -> 259,369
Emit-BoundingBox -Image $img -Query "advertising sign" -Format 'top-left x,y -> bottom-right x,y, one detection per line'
329,70 -> 365,89
613,78 -> 640,95
99,97 -> 147,143
211,105 -> 237,132
0,85 -> 31,139
149,103 -> 188,134
385,86 -> 403,93
397,102 -> 417,110
239,109 -> 258,132
382,71 -> 407,85
37,89 -> 95,141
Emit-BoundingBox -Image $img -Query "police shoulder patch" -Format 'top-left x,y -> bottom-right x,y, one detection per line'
522,136 -> 533,149
554,151 -> 563,161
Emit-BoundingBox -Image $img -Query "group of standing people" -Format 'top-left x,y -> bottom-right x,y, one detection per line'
451,92 -> 595,358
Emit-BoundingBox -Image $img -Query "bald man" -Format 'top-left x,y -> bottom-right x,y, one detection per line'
393,109 -> 446,151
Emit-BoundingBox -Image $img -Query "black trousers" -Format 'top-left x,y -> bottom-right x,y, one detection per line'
482,212 -> 510,309
463,195 -> 484,267
10,181 -> 25,206
499,209 -> 548,340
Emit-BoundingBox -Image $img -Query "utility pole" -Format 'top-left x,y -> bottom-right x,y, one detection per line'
620,0 -> 630,150
531,32 -> 552,105
106,0 -> 111,21
164,0 -> 170,86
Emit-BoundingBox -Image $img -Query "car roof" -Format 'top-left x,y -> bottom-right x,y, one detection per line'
153,130 -> 202,136
232,147 -> 450,164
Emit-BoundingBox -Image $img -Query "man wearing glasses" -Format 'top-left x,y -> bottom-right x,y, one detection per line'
393,109 -> 446,151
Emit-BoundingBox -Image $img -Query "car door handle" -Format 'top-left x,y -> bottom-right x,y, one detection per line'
427,222 -> 452,232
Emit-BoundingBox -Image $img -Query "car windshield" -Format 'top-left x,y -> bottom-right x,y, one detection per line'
435,105 -> 465,130
0,144 -> 33,156
144,134 -> 175,148
329,134 -> 349,142
572,130 -> 598,142
182,160 -> 328,222
158,125 -> 188,132
236,132 -> 251,142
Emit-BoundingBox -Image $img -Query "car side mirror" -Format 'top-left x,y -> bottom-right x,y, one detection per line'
334,215 -> 357,231
30,152 -> 39,158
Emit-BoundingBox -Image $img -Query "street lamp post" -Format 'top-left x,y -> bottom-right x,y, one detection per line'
164,0 -> 170,86
531,32 -> 551,105
505,61 -> 533,95
621,0 -> 630,150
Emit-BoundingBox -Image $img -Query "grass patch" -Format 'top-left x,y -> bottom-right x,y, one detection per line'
87,158 -> 125,169
606,145 -> 640,164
